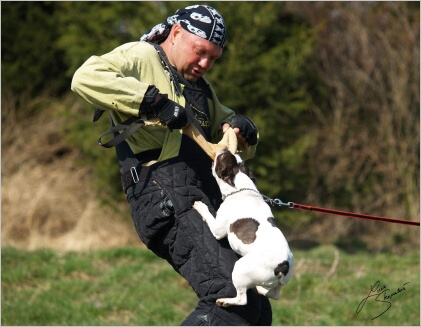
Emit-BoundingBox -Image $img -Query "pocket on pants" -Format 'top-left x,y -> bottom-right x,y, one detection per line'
127,179 -> 175,250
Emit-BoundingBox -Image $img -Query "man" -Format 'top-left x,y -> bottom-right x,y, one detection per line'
71,4 -> 271,325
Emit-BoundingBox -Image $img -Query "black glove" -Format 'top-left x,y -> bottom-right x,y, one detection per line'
222,114 -> 258,146
140,86 -> 190,131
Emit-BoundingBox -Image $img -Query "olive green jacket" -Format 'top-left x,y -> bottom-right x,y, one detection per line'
71,41 -> 254,161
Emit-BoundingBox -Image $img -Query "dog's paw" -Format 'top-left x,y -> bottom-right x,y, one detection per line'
216,298 -> 232,307
192,201 -> 208,215
216,297 -> 247,307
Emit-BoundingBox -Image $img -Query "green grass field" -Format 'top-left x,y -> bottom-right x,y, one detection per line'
1,245 -> 419,326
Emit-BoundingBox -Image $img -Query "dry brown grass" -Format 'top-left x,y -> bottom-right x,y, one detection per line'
1,95 -> 140,252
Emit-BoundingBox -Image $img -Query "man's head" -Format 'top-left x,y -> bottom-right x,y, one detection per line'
140,4 -> 226,82
173,5 -> 226,48
163,23 -> 222,82
141,5 -> 226,48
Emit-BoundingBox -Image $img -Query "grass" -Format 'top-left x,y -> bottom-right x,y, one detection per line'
1,245 -> 419,326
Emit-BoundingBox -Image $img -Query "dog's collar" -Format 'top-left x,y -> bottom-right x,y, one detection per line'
221,188 -> 261,201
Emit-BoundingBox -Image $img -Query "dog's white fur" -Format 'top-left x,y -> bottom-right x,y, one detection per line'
193,150 -> 294,307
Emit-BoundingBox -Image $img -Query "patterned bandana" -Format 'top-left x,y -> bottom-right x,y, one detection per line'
140,4 -> 226,48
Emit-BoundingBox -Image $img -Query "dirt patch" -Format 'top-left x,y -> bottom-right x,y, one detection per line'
1,105 -> 140,252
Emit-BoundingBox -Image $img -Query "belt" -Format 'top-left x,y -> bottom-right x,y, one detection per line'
121,164 -> 151,193
121,148 -> 161,193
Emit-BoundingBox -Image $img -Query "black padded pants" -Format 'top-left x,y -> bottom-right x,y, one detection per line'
126,158 -> 272,326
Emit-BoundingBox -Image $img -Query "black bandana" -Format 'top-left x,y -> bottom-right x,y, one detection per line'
140,4 -> 226,48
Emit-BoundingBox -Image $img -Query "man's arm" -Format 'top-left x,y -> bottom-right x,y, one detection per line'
71,51 -> 149,117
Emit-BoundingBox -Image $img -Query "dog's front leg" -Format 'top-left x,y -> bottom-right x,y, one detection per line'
192,201 -> 227,240
192,201 -> 215,222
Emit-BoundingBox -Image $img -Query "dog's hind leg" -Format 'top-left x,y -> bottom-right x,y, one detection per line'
216,284 -> 248,307
256,286 -> 269,296
256,285 -> 282,300
216,257 -> 252,307
265,285 -> 282,300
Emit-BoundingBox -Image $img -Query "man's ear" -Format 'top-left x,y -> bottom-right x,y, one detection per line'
169,23 -> 183,42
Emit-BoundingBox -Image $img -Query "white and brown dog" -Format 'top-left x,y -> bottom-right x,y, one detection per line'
193,150 -> 294,307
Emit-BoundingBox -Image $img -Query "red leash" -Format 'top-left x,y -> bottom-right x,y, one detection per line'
263,196 -> 420,227
291,202 -> 420,226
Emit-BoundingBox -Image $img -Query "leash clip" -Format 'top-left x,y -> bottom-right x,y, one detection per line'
262,193 -> 294,208
273,198 -> 294,208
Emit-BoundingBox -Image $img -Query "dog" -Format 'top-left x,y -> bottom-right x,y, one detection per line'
193,150 -> 294,307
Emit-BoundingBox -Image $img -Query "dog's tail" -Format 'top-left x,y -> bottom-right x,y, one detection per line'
274,260 -> 290,277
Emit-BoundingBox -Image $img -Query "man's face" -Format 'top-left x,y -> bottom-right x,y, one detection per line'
169,26 -> 223,82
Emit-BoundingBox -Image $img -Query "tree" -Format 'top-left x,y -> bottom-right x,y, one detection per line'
282,2 -> 420,247
55,1 -> 177,79
1,2 -> 68,101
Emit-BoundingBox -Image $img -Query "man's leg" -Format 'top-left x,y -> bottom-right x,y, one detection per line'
173,210 -> 273,326
126,165 -> 272,325
181,289 -> 272,326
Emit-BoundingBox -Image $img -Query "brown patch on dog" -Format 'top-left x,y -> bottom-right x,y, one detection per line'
230,218 -> 260,244
274,260 -> 290,277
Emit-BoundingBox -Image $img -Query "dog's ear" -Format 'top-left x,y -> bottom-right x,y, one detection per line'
238,161 -> 258,186
221,168 -> 237,187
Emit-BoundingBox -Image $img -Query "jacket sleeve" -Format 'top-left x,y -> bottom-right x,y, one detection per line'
71,43 -> 151,117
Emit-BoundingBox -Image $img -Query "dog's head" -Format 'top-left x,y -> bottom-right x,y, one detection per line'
213,150 -> 257,187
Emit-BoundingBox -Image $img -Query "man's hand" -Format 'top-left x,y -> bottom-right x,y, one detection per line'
222,115 -> 258,148
140,86 -> 191,131
152,94 -> 191,131
222,123 -> 248,150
